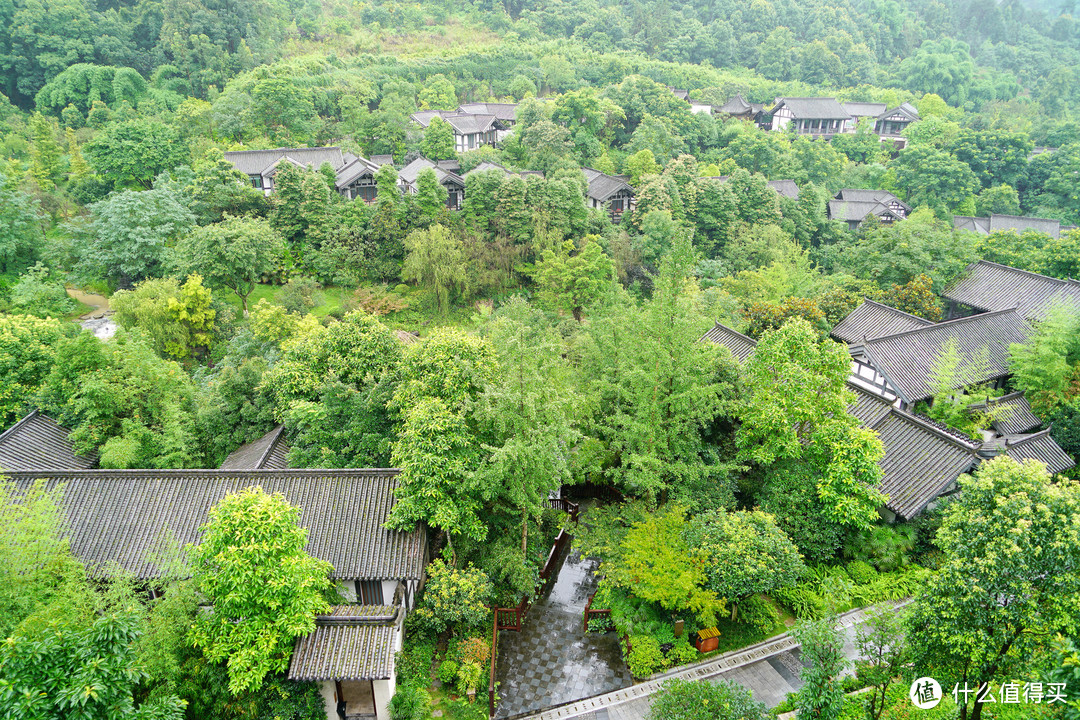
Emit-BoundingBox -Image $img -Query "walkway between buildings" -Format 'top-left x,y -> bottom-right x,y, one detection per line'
516,601 -> 907,720
494,549 -> 633,719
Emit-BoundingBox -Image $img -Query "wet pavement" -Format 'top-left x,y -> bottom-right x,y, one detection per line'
495,549 -> 632,718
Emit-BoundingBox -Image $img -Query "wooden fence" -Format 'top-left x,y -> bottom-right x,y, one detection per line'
545,496 -> 580,522
582,589 -> 612,633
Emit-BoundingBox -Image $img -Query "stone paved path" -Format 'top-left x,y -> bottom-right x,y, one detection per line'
494,550 -> 633,719
517,601 -> 908,720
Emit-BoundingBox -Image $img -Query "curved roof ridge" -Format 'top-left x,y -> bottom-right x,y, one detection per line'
962,259 -> 1069,286
858,297 -> 936,324
861,307 -> 1024,343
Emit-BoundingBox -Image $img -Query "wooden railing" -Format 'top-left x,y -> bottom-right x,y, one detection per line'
582,589 -> 611,632
545,497 -> 579,522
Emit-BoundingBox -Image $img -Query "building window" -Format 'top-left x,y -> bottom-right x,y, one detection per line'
352,184 -> 377,203
250,176 -> 263,189
355,580 -> 384,605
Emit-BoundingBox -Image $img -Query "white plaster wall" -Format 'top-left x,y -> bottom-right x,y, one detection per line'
382,580 -> 398,607
318,680 -> 337,720
374,678 -> 395,720
336,580 -> 357,603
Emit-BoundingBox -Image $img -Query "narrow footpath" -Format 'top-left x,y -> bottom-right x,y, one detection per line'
494,549 -> 633,719
517,601 -> 907,720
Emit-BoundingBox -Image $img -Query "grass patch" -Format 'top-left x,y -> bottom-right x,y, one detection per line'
427,686 -> 487,720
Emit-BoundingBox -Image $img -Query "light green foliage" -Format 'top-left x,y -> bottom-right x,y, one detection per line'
418,74 -> 457,110
685,509 -> 804,614
173,215 -> 284,315
1008,303 -> 1078,415
922,338 -> 999,436
285,376 -> 397,469
247,298 -> 322,345
907,457 -> 1080,719
391,329 -> 497,415
402,223 -> 467,314
1049,635 -> 1080,720
86,119 -> 186,189
627,634 -> 665,678
9,262 -> 75,318
648,678 -> 769,720
605,506 -> 725,627
419,559 -> 492,632
534,236 -> 614,321
190,487 -> 333,695
623,148 -> 660,186
890,145 -> 980,209
80,187 -> 195,285
421,116 -> 456,161
28,112 -> 62,190
112,275 -> 216,360
813,422 -> 886,529
793,617 -> 847,720
0,479 -> 80,639
0,314 -> 71,426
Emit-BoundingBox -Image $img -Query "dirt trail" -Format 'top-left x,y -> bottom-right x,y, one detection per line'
66,287 -> 111,315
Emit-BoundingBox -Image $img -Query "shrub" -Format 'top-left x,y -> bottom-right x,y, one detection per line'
648,678 -> 769,720
771,585 -> 826,620
388,684 -> 429,720
277,277 -> 322,315
455,636 -> 491,667
395,640 -> 435,686
737,594 -> 780,634
627,635 -> 665,678
456,661 -> 485,695
845,560 -> 877,585
420,560 -> 492,633
843,525 -> 916,572
436,660 -> 459,685
666,638 -> 698,666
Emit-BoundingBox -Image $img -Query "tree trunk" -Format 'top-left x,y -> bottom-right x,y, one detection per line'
521,508 -> 528,555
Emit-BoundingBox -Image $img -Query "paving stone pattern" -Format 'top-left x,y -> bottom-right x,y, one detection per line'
518,601 -> 909,720
495,550 -> 633,719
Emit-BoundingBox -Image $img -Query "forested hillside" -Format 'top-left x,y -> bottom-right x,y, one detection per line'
3,0 -> 1080,719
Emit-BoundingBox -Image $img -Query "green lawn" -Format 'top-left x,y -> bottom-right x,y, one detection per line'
221,282 -> 485,333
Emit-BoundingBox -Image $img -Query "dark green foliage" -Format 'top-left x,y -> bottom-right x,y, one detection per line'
842,525 -> 916,572
792,618 -> 847,720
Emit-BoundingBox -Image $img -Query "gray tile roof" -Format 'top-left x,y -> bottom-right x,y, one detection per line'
828,200 -> 906,224
717,94 -> 764,115
773,97 -> 851,119
831,299 -> 934,344
851,309 -> 1032,404
457,102 -> 518,122
943,260 -> 1080,320
289,605 -> 400,681
953,215 -> 992,234
0,411 -> 98,471
219,426 -> 289,470
868,407 -> 979,519
1002,429 -> 1075,474
968,392 -> 1042,435
370,154 -> 395,166
335,156 -> 382,189
5,469 -> 426,582
878,103 -> 920,121
398,157 -> 464,188
581,167 -> 634,202
224,147 -> 345,177
701,322 -> 757,362
988,214 -> 1064,239
846,383 -> 895,426
767,180 -> 800,199
842,102 -> 887,117
409,110 -> 444,128
834,189 -> 910,209
445,113 -> 498,135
